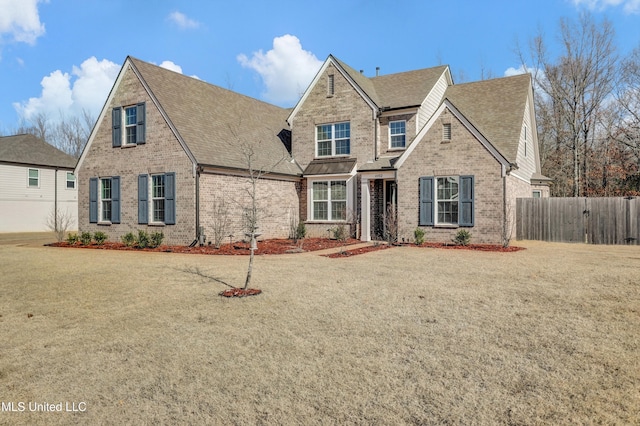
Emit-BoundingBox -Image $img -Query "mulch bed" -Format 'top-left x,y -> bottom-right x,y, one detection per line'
322,244 -> 393,258
415,242 -> 525,252
219,288 -> 262,297
48,238 -> 361,256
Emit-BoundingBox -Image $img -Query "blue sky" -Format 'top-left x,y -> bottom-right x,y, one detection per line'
1,0 -> 639,132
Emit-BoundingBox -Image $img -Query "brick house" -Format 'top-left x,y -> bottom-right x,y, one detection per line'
76,55 -> 549,246
75,57 -> 301,245
288,55 -> 550,244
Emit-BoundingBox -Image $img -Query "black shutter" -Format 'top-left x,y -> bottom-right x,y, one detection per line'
164,172 -> 176,225
111,176 -> 121,224
136,103 -> 145,144
112,107 -> 121,148
459,175 -> 474,226
89,177 -> 98,223
138,174 -> 148,224
419,177 -> 434,226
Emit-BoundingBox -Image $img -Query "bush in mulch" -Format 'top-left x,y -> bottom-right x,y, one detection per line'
48,238 -> 362,256
219,288 -> 262,297
415,242 -> 525,252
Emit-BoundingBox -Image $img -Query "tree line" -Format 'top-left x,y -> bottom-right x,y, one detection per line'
520,13 -> 640,196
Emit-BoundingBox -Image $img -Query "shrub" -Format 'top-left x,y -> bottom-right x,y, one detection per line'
453,229 -> 472,246
414,228 -> 425,245
295,222 -> 307,241
332,224 -> 348,242
137,230 -> 150,249
149,231 -> 164,248
93,231 -> 108,245
66,233 -> 79,244
80,232 -> 93,246
121,232 -> 136,247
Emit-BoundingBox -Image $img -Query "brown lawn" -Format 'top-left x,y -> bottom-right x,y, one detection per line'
0,234 -> 638,424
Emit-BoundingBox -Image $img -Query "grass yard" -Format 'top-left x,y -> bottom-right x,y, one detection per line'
0,237 -> 638,424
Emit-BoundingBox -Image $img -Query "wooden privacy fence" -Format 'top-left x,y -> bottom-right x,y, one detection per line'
516,197 -> 640,245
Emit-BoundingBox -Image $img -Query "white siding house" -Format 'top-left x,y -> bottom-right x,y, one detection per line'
0,134 -> 78,233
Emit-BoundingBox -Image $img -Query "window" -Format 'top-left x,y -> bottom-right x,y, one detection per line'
152,174 -> 165,223
66,172 -> 75,189
101,178 -> 112,222
533,190 -> 541,198
316,122 -> 350,157
389,120 -> 406,149
28,168 -> 39,187
312,180 -> 347,221
436,177 -> 459,224
443,123 -> 452,140
112,103 -> 145,147
89,177 -> 120,224
328,74 -> 335,96
138,173 -> 175,225
419,175 -> 473,227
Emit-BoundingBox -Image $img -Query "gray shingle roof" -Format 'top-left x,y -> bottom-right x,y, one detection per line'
0,134 -> 76,169
129,57 -> 301,176
333,56 -> 448,109
303,158 -> 357,175
445,73 -> 532,162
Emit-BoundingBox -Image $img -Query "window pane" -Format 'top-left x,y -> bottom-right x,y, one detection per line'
391,134 -> 405,148
317,124 -> 332,141
312,182 -> 328,200
152,175 -> 165,198
332,201 -> 346,220
153,199 -> 165,222
125,106 -> 137,125
101,179 -> 111,199
334,122 -> 350,139
102,200 -> 112,221
317,140 -> 331,156
126,127 -> 137,145
335,139 -> 350,155
313,201 -> 328,220
331,181 -> 346,201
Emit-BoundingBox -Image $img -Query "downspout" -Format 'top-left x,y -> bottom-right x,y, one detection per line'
54,167 -> 58,231
192,165 -> 201,247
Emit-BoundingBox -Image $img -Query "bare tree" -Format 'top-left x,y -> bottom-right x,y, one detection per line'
521,13 -> 619,196
54,109 -> 94,158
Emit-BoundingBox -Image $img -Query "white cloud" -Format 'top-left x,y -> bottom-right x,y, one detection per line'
238,34 -> 323,105
0,0 -> 46,46
159,60 -> 183,73
572,0 -> 640,14
13,57 -> 120,123
167,11 -> 200,30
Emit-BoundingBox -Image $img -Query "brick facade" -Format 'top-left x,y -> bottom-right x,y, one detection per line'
396,108 -> 506,244
78,64 -> 197,245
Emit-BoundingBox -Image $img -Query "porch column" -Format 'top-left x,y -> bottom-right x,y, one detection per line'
360,176 -> 371,241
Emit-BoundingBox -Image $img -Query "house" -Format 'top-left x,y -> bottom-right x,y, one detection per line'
288,55 -> 550,244
75,57 -> 301,246
0,134 -> 78,233
76,55 -> 549,246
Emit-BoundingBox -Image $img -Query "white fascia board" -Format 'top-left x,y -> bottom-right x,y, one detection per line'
395,100 -> 511,170
287,55 -> 378,125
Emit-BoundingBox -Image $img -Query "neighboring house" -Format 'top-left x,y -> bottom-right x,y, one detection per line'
288,55 -> 550,244
76,55 -> 549,246
75,57 -> 301,246
0,134 -> 78,233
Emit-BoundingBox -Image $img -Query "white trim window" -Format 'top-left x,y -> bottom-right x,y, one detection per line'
101,178 -> 112,222
436,176 -> 459,225
124,105 -> 138,145
532,190 -> 541,198
28,168 -> 39,187
66,172 -> 75,189
316,122 -> 350,157
151,174 -> 166,223
389,120 -> 406,149
312,180 -> 347,221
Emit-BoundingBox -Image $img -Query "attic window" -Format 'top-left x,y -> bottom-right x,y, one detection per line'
442,123 -> 452,141
327,75 -> 334,96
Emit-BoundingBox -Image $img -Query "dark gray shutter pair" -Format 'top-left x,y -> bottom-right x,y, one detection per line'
419,176 -> 474,226
138,173 -> 175,225
89,176 -> 120,223
112,103 -> 146,147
